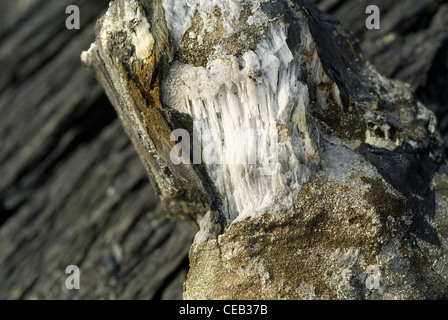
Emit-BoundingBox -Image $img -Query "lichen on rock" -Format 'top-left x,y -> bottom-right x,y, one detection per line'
83,0 -> 448,299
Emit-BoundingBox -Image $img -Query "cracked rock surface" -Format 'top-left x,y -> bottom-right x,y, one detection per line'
0,0 -> 195,300
1,0 -> 447,300
83,0 -> 448,299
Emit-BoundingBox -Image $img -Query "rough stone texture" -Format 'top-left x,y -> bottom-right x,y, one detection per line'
82,0 -> 448,299
312,0 -> 448,153
185,172 -> 448,299
0,0 -> 195,300
1,0 -> 447,300
82,0 -> 221,226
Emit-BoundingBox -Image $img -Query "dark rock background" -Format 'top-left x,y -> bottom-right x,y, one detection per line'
0,0 -> 446,299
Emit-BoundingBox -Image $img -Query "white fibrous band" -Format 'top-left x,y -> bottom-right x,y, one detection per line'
162,3 -> 319,226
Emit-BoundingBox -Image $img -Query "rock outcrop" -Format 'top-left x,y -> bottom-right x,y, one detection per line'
0,0 -> 195,300
1,0 -> 447,300
83,0 -> 448,299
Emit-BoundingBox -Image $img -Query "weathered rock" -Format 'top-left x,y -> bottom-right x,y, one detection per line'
0,0 -> 196,300
2,0 -> 447,301
312,0 -> 448,153
83,0 -> 448,299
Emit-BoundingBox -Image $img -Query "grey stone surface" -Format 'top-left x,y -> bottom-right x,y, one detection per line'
1,0 -> 447,300
84,0 -> 448,299
311,0 -> 448,151
0,0 -> 195,300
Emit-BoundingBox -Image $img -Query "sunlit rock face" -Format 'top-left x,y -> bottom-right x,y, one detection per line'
84,0 -> 448,299
162,2 -> 314,226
